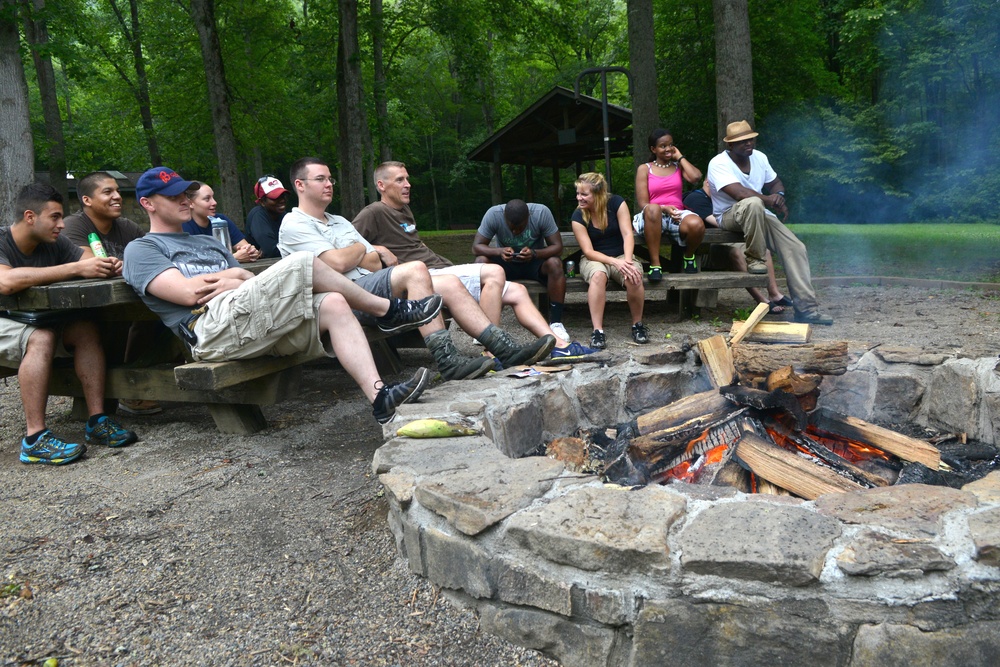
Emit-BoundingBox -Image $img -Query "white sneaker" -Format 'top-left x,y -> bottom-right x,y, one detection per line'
549,322 -> 570,342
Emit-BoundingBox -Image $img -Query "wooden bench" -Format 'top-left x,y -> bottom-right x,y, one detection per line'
519,229 -> 767,315
0,261 -> 420,435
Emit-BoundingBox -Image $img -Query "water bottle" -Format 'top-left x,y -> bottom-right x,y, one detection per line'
87,233 -> 108,258
209,216 -> 232,251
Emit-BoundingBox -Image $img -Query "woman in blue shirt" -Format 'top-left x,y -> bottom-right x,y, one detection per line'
184,183 -> 260,262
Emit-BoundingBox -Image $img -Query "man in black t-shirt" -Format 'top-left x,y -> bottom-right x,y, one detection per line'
63,171 -> 145,264
0,183 -> 138,466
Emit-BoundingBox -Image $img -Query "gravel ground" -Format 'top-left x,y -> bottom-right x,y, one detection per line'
2,281 -> 998,666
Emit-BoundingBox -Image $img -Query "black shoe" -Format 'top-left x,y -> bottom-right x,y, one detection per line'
590,329 -> 607,350
372,367 -> 431,424
683,255 -> 698,274
631,322 -> 649,344
377,295 -> 443,333
793,310 -> 834,326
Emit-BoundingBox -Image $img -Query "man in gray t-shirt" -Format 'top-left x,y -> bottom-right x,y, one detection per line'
123,166 -> 443,424
472,200 -> 568,338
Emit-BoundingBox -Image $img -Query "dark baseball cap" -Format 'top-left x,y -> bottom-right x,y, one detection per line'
136,167 -> 200,199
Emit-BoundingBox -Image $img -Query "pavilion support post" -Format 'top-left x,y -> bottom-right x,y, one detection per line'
526,164 -> 535,202
491,145 -> 503,204
552,164 -> 562,223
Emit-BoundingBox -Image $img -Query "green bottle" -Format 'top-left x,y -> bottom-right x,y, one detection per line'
87,233 -> 108,258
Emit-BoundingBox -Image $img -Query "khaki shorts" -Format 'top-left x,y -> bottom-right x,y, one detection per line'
191,251 -> 331,361
0,318 -> 71,364
429,264 -> 510,302
580,255 -> 644,287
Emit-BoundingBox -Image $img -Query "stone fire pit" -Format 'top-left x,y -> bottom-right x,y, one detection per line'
373,345 -> 1000,666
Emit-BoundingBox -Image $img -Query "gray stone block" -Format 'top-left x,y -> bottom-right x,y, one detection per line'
422,525 -> 494,598
538,386 -> 578,441
818,369 -> 875,419
678,502 -> 840,585
631,598 -> 852,667
371,435 -> 504,475
624,369 -> 693,414
488,400 -> 544,458
852,622 -> 1000,666
415,456 -> 564,535
570,584 -> 630,626
873,373 -> 925,423
494,557 -> 573,616
505,485 -> 684,572
575,375 -> 625,427
631,344 -> 688,366
477,602 -> 619,667
968,507 -> 1000,568
926,360 -> 981,436
837,529 -> 955,577
816,485 -> 978,538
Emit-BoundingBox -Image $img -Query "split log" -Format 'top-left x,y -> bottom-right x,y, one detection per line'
732,341 -> 849,377
810,408 -> 941,469
766,366 -> 822,395
735,432 -> 866,500
635,389 -> 737,435
729,302 -> 770,346
697,335 -> 734,387
757,478 -> 792,496
709,458 -> 752,493
729,321 -> 811,344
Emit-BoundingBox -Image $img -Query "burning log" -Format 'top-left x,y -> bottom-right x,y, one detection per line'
810,408 -> 941,469
729,321 -> 811,344
732,342 -> 849,377
635,390 -> 738,435
696,335 -> 734,387
729,302 -> 770,346
735,432 -> 866,500
766,366 -> 822,395
718,384 -> 808,431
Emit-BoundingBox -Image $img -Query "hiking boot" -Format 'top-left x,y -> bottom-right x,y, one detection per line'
425,330 -> 495,380
372,367 -> 431,424
747,259 -> 768,275
478,324 -> 556,367
632,322 -> 650,344
118,399 -> 162,415
794,310 -> 834,326
86,415 -> 138,448
376,294 -> 443,334
20,430 -> 86,465
683,255 -> 698,274
648,266 -> 663,283
590,329 -> 607,350
549,321 -> 570,342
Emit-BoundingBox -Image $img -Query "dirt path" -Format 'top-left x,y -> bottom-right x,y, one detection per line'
2,282 -> 997,665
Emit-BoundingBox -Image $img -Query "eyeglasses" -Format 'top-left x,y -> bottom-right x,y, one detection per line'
302,176 -> 336,185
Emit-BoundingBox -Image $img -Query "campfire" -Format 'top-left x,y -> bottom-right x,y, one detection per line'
546,305 -> 998,498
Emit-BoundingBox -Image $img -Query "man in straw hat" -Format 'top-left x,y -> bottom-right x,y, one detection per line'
707,120 -> 833,325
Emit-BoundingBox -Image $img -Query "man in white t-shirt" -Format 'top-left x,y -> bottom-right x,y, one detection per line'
707,120 -> 833,325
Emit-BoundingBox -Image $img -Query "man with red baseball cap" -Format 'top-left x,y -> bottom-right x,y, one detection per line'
245,175 -> 289,258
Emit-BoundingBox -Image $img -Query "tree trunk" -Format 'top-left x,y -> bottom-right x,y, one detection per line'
190,0 -> 245,224
337,0 -> 366,219
0,0 -> 34,216
107,0 -> 161,164
627,0 -> 659,174
22,0 -> 67,204
370,0 -> 391,162
712,0 -> 755,149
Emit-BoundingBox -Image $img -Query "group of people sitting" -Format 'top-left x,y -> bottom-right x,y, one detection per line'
0,159 -> 595,467
472,120 -> 832,352
0,119 -> 830,468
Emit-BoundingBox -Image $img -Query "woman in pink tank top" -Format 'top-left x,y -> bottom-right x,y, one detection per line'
633,129 -> 705,281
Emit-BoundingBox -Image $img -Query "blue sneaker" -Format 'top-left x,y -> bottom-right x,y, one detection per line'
86,415 -> 138,448
20,430 -> 86,465
550,341 -> 598,360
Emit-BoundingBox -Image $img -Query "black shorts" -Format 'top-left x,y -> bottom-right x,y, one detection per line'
488,256 -> 548,285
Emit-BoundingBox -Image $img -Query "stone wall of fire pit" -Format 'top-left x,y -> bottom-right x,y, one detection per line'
374,346 -> 1000,666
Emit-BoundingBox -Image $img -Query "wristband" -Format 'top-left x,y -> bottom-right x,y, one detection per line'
776,191 -> 785,197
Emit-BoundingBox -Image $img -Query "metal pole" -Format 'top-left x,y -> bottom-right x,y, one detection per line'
574,67 -> 634,193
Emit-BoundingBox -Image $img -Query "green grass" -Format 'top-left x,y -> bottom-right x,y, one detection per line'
422,224 -> 1000,283
788,224 -> 1000,282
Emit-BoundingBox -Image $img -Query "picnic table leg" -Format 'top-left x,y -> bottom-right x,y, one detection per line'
207,404 -> 268,434
71,397 -> 118,420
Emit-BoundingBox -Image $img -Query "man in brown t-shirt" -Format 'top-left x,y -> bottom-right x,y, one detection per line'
354,162 -> 588,359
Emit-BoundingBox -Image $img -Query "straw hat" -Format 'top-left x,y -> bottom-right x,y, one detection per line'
724,120 -> 759,143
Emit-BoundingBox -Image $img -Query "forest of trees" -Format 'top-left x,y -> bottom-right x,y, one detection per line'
1,0 -> 997,227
